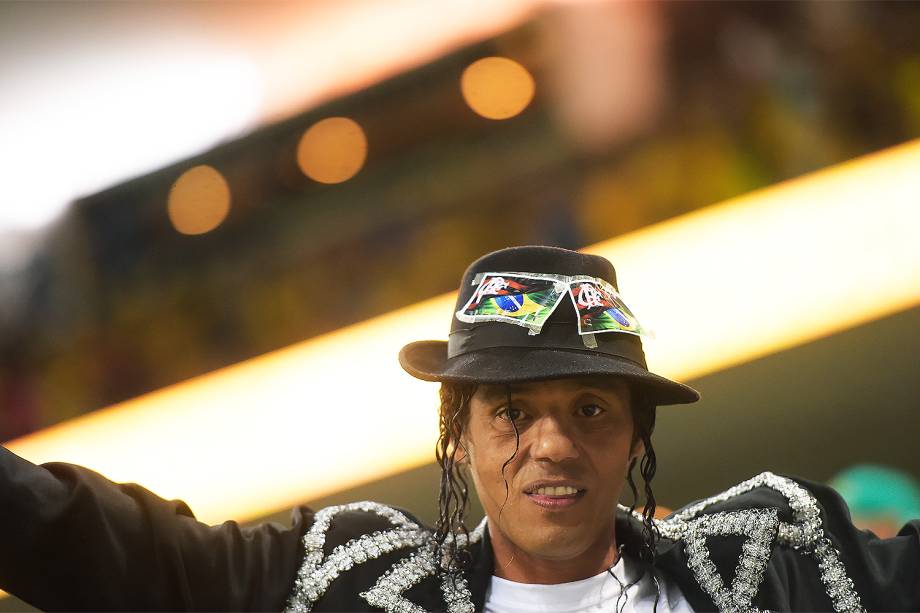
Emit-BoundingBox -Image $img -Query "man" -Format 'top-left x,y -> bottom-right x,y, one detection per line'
0,245 -> 918,611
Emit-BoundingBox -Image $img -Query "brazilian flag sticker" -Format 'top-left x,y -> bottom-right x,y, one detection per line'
568,278 -> 644,336
456,273 -> 567,332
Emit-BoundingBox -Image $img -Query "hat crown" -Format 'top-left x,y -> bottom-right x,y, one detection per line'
460,245 -> 618,287
451,245 -> 619,333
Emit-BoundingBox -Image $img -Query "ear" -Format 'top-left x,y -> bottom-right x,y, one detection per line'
629,439 -> 645,464
454,438 -> 472,465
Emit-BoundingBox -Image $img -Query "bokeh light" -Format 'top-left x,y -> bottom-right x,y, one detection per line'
167,165 -> 231,235
461,56 -> 535,120
297,117 -> 368,184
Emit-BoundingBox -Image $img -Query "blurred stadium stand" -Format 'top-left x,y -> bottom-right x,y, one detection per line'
5,2 -> 920,439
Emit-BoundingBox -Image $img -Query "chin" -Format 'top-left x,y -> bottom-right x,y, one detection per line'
509,524 -> 592,561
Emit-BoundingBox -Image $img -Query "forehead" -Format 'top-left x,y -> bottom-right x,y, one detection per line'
474,376 -> 629,402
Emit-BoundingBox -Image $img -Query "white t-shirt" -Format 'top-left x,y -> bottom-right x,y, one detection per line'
483,554 -> 694,613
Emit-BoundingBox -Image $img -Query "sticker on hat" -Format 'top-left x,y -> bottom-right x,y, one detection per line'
455,273 -> 567,333
568,277 -> 645,337
456,271 -> 650,338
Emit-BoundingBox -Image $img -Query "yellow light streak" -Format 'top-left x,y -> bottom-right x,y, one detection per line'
7,140 -> 920,529
8,295 -> 452,525
592,139 -> 920,381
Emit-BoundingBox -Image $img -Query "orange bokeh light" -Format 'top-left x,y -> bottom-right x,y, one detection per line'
167,165 -> 231,235
461,56 -> 535,120
297,117 -> 368,184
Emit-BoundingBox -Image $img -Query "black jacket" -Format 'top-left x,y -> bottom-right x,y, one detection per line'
1,445 -> 918,612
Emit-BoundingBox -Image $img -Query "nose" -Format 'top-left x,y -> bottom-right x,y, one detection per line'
530,415 -> 579,463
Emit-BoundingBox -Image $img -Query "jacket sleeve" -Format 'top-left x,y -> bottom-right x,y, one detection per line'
0,445 -> 313,611
804,477 -> 920,612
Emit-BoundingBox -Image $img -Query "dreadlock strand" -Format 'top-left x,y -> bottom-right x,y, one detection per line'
434,382 -> 477,574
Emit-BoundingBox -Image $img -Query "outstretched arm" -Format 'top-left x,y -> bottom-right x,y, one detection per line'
0,445 -> 313,611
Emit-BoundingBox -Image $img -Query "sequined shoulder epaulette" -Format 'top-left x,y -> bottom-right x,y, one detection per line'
284,501 -> 484,613
651,471 -> 864,613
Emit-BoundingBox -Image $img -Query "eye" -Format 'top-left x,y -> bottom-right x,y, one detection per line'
578,404 -> 605,418
497,406 -> 525,423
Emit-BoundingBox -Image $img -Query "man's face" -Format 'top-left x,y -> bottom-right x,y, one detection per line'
463,376 -> 638,562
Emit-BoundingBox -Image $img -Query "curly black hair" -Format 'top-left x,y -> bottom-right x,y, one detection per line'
431,379 -> 660,577
432,381 -> 478,571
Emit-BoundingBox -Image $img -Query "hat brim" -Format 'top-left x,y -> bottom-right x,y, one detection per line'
399,341 -> 700,406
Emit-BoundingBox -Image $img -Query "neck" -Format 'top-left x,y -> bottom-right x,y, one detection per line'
489,524 -> 619,584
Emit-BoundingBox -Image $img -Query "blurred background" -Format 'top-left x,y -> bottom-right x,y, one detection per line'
2,1 -> 920,606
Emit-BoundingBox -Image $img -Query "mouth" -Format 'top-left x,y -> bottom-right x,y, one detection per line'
523,482 -> 587,509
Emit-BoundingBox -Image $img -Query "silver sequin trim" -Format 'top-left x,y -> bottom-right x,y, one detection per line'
285,502 -> 482,613
655,472 -> 864,613
361,518 -> 485,613
682,508 -> 777,613
362,551 -> 435,613
284,501 -> 427,613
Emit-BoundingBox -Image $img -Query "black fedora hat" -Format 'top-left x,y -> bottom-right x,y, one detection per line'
399,245 -> 699,405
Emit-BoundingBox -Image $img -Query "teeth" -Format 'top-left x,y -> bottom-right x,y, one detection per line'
533,486 -> 579,496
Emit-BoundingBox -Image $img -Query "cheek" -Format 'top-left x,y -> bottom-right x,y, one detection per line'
588,433 -> 635,483
467,443 -> 520,508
